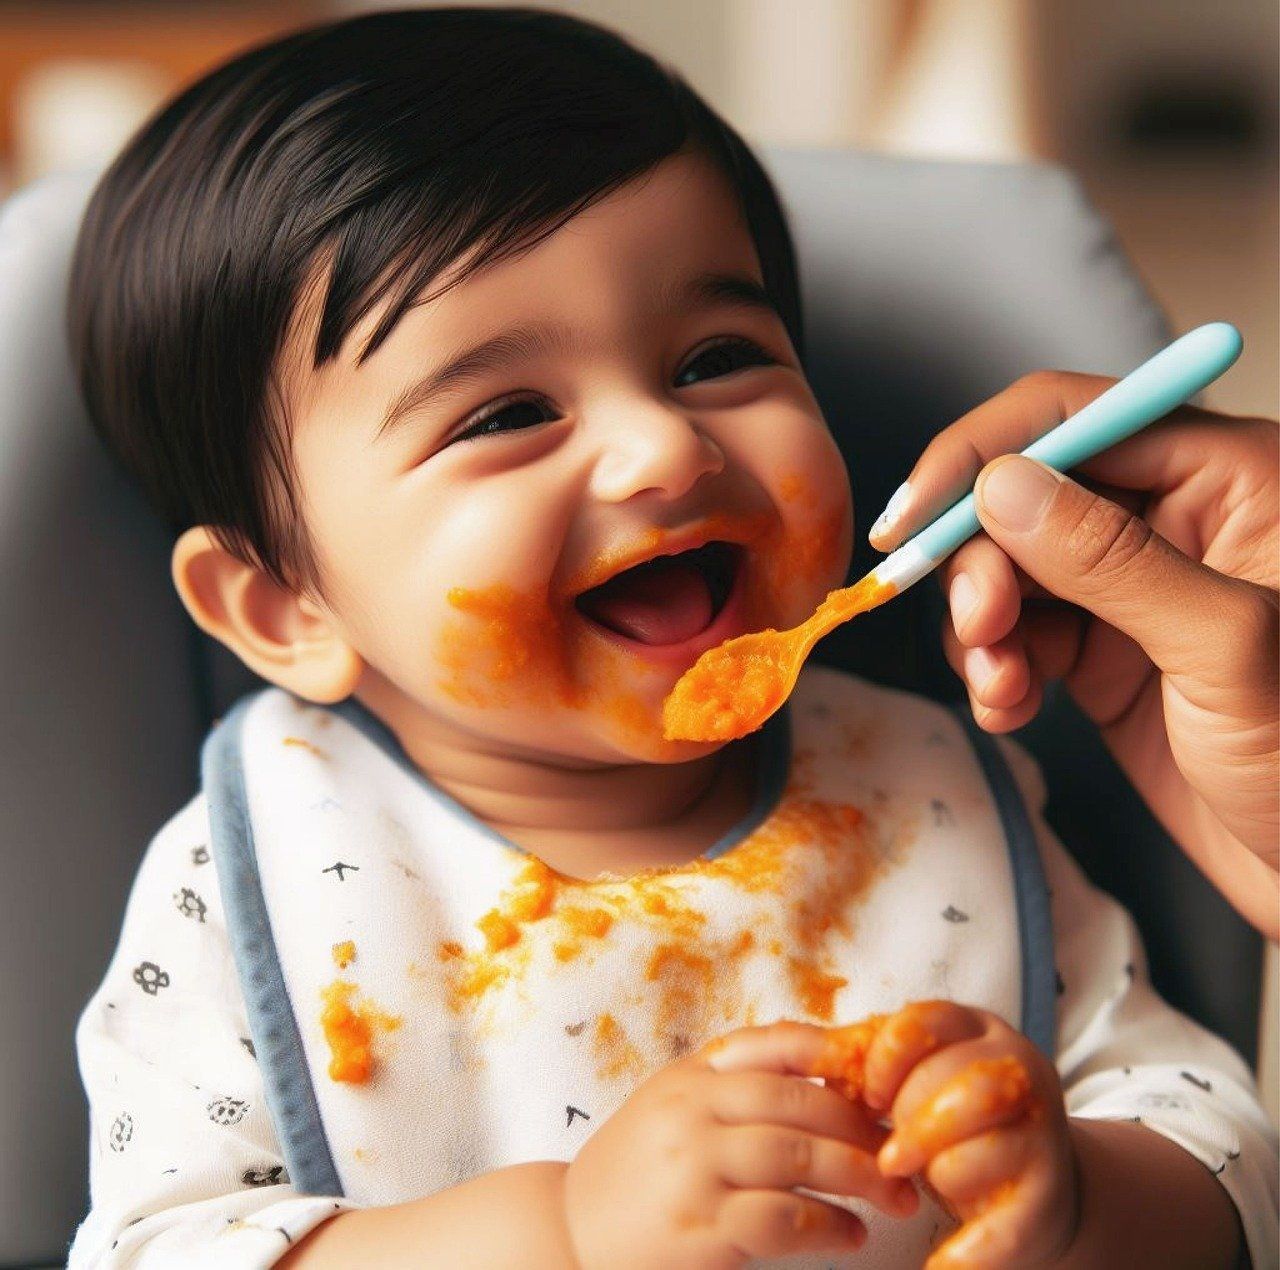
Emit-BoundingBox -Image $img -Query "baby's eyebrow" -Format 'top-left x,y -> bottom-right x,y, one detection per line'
374,270 -> 780,442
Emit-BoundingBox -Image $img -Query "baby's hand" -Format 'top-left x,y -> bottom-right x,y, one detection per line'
858,1001 -> 1076,1269
561,1020 -> 919,1270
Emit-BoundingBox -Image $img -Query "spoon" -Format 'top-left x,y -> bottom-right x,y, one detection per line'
662,322 -> 1244,743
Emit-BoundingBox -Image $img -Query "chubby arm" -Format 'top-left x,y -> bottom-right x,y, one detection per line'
1058,1118 -> 1240,1269
278,1163 -> 576,1269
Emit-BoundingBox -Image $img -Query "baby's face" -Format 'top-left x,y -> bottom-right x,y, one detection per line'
285,150 -> 852,764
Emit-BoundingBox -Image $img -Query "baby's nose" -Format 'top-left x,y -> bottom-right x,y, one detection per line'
589,405 -> 725,504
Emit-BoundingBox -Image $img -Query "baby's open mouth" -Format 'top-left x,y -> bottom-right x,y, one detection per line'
574,541 -> 740,647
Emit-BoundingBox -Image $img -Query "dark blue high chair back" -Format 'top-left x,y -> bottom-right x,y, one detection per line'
0,148 -> 1261,1267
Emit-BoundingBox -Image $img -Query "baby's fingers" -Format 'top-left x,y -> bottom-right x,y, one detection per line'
924,1148 -> 1060,1270
718,1125 -> 919,1217
924,1123 -> 1034,1210
720,1189 -> 866,1260
863,1001 -> 985,1115
712,1070 -> 888,1155
702,1021 -> 830,1076
880,1056 -> 1036,1178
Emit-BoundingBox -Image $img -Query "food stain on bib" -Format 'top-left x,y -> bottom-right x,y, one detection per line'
282,736 -> 329,761
593,1013 -> 644,1081
436,761 -> 910,1066
320,978 -> 403,1084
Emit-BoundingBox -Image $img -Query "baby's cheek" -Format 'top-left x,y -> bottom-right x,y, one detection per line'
756,468 -> 854,624
433,583 -> 577,710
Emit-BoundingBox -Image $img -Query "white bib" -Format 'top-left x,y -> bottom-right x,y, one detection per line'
204,665 -> 1052,1267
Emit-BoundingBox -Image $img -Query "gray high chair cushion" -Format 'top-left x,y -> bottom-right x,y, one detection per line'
0,148 -> 1262,1267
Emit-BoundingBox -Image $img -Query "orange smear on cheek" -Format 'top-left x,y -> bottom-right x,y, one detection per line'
778,472 -> 808,504
761,472 -> 848,599
438,585 -> 577,709
435,584 -> 654,741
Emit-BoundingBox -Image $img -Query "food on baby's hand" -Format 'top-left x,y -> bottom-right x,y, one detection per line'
807,1015 -> 888,1101
888,1054 -> 1035,1162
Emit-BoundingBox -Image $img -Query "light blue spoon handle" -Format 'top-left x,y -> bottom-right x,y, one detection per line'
877,322 -> 1243,592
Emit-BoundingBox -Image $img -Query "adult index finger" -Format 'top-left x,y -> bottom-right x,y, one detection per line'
868,370 -> 1117,550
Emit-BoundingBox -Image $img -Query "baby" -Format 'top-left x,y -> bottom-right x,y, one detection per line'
66,8 -> 1275,1269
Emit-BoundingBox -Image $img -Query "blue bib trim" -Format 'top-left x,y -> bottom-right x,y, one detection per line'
953,710 -> 1057,1057
202,690 -> 344,1198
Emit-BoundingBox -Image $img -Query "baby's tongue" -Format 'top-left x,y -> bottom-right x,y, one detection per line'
580,554 -> 713,645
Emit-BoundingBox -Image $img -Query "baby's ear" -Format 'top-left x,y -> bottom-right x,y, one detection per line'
170,526 -> 362,704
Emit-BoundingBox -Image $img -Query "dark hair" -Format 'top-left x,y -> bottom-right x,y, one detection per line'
68,6 -> 804,599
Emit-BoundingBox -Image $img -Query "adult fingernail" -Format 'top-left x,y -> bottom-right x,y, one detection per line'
964,645 -> 1000,694
870,481 -> 912,541
977,457 -> 1063,533
949,572 -> 980,636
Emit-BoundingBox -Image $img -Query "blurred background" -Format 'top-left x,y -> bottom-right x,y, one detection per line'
1,0 -> 1275,1112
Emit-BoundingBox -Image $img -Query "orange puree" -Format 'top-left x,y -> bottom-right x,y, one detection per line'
662,574 -> 896,743
777,472 -> 808,504
331,940 -> 356,969
319,979 -> 403,1083
790,961 -> 849,1020
910,1056 -> 1034,1153
809,1015 -> 888,1102
593,1013 -> 644,1080
439,585 -> 576,709
437,776 -> 885,1042
553,906 -> 614,961
927,1177 -> 1021,1269
434,584 -> 657,741
282,736 -> 329,760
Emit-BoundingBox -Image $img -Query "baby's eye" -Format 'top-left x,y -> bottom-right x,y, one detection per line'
454,396 -> 557,444
674,337 -> 777,387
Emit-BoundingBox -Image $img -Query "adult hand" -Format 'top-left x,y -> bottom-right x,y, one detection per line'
869,371 -> 1279,939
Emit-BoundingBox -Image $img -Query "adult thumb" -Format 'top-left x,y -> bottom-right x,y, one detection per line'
973,454 -> 1243,675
